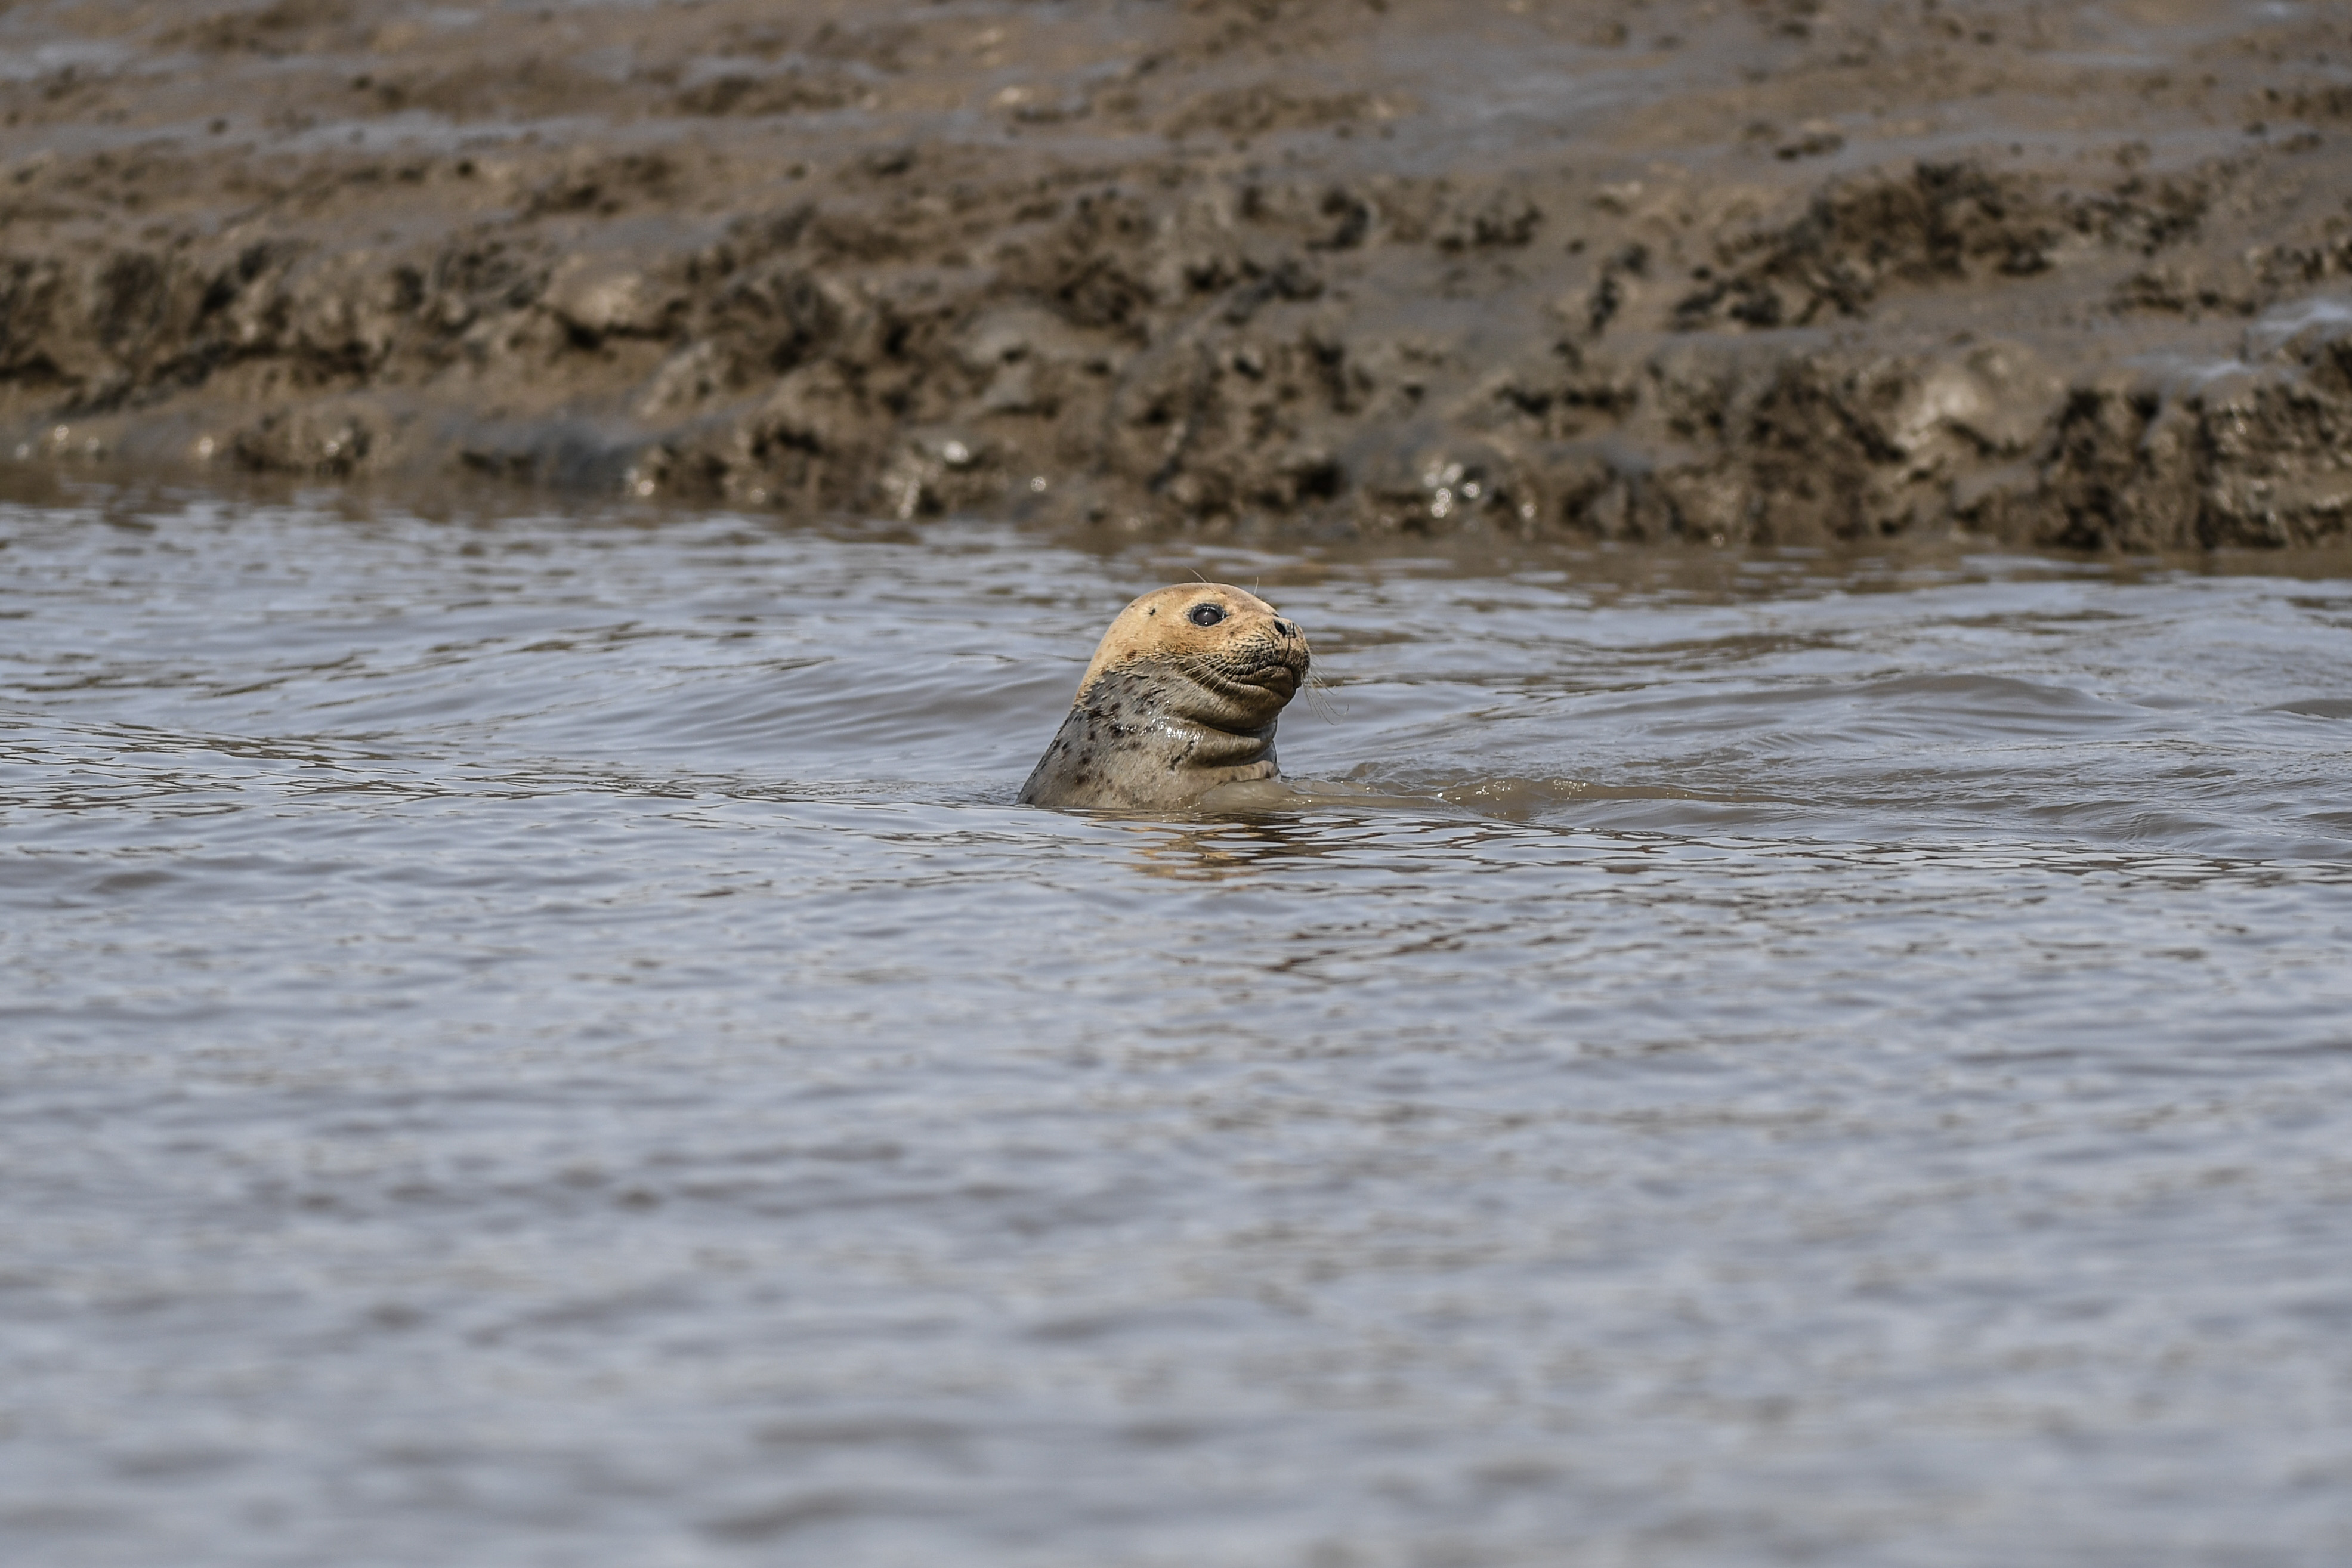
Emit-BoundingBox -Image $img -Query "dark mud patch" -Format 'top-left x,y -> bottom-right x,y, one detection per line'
6,0 -> 2352,549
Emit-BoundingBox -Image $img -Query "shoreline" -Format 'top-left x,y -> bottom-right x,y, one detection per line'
6,0 -> 2352,548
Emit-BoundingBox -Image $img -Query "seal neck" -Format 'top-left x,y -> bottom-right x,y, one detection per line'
1086,658 -> 1287,740
1017,663 -> 1283,809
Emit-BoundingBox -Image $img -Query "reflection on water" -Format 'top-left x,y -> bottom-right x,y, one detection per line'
4,485 -> 2352,1566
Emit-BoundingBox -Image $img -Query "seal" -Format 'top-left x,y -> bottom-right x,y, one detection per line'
1019,584 -> 1311,810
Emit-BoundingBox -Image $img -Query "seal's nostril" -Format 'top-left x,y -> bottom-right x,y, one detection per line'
1275,620 -> 1296,637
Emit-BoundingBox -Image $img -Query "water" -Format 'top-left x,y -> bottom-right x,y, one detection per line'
5,485 -> 2352,1567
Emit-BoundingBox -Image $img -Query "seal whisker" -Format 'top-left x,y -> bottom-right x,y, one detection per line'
1301,648 -> 1346,725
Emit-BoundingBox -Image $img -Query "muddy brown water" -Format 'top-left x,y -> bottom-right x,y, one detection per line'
6,487 -> 2352,1566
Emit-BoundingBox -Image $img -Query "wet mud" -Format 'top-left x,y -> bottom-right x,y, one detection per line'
6,0 -> 2352,548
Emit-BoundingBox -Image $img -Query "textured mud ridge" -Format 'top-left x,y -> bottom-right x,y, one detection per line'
7,0 -> 2352,546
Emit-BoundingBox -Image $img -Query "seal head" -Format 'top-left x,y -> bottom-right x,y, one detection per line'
1018,584 -> 1310,810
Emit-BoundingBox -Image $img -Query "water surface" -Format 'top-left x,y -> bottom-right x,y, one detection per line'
5,488 -> 2352,1566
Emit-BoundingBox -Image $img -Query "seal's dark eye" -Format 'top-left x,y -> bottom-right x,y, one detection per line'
1188,603 -> 1225,627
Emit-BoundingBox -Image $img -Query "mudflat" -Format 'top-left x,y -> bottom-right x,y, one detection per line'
5,0 -> 2351,547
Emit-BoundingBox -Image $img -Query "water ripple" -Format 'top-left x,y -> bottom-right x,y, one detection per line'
3,493 -> 2351,1566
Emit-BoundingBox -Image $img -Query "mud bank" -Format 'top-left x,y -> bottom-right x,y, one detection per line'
6,0 -> 2352,546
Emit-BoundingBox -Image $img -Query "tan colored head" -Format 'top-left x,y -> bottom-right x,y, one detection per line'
1073,584 -> 1308,727
1018,583 -> 1311,809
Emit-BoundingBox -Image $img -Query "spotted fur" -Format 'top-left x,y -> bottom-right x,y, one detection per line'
1019,584 -> 1309,810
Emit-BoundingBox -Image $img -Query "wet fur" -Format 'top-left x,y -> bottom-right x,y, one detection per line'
1019,585 -> 1308,810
